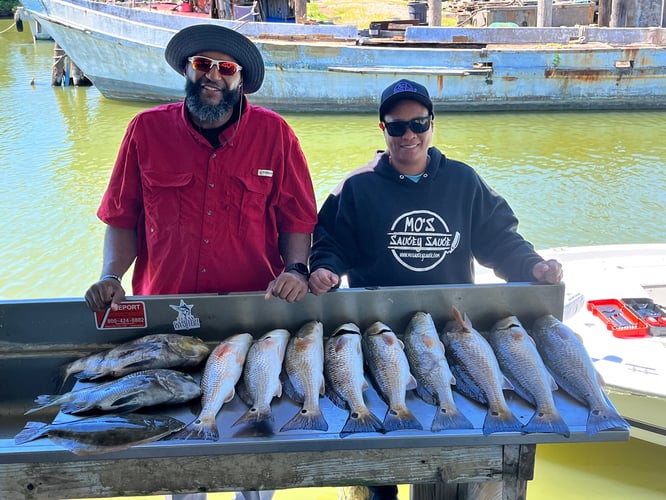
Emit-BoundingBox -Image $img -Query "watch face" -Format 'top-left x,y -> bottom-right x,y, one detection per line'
286,263 -> 309,276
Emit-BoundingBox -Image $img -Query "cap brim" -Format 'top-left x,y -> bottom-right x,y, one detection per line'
165,24 -> 265,94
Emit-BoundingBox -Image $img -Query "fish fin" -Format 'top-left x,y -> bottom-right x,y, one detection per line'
232,406 -> 273,428
521,409 -> 570,437
548,374 -> 559,391
451,307 -> 472,332
319,378 -> 326,397
585,405 -> 629,436
382,406 -> 422,432
280,406 -> 329,432
15,421 -> 48,445
324,387 -> 348,410
280,374 -> 303,403
482,408 -> 523,435
24,394 -> 61,415
235,380 -> 252,407
340,409 -> 384,437
595,368 -> 606,387
501,375 -> 515,391
431,406 -> 474,432
406,374 -> 418,391
414,384 -> 438,406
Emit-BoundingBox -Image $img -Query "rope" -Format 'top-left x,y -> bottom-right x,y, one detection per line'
0,23 -> 18,35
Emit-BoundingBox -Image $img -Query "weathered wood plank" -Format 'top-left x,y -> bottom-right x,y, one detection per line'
1,445 -> 506,500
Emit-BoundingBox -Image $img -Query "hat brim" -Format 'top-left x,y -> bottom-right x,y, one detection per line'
165,24 -> 265,94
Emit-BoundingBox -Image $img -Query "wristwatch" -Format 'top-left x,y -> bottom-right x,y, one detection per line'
285,262 -> 309,278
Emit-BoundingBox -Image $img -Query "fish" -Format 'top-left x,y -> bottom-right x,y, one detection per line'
324,323 -> 384,437
25,369 -> 202,415
440,307 -> 523,435
488,316 -> 570,437
15,413 -> 185,456
530,314 -> 629,436
62,334 -> 211,384
280,320 -> 328,432
403,312 -> 474,432
362,321 -> 422,432
174,333 -> 253,440
233,329 -> 291,431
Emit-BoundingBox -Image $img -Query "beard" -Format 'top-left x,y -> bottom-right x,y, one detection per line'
184,78 -> 242,123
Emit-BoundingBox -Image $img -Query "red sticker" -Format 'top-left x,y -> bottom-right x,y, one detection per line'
94,301 -> 147,330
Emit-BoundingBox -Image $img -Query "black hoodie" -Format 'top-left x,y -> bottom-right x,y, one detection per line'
310,147 -> 544,287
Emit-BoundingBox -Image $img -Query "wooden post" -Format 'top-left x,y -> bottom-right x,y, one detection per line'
429,0 -> 442,26
51,43 -> 67,87
537,0 -> 553,27
295,0 -> 307,22
598,0 -> 611,26
609,0 -> 632,26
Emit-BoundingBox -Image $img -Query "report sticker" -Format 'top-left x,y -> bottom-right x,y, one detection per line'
94,301 -> 147,330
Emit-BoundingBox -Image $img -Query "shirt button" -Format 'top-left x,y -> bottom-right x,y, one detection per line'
212,153 -> 217,158
209,183 -> 215,188
204,239 -> 209,244
201,268 -> 206,273
207,210 -> 213,216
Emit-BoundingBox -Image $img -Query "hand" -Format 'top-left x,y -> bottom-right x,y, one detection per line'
532,259 -> 563,284
84,278 -> 127,312
308,268 -> 340,296
264,271 -> 309,303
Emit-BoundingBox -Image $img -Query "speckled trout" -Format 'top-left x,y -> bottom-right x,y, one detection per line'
441,307 -> 523,435
404,312 -> 473,432
280,320 -> 328,432
530,314 -> 629,436
489,316 -> 569,437
62,334 -> 210,384
26,369 -> 201,415
324,323 -> 383,437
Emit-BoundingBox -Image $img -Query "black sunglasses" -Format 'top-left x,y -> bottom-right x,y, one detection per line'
383,116 -> 432,137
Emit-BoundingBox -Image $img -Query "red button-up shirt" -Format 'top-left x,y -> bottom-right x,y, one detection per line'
98,99 -> 317,295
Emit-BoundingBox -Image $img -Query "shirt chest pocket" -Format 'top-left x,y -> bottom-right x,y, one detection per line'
142,171 -> 194,230
226,174 -> 273,235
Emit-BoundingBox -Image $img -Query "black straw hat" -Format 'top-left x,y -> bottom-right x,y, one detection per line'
379,79 -> 434,120
165,24 -> 265,94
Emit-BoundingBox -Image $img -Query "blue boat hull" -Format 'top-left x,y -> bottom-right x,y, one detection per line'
19,0 -> 666,111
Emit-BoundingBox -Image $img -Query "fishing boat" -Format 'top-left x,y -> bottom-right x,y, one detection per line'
16,0 -> 666,111
477,243 -> 666,447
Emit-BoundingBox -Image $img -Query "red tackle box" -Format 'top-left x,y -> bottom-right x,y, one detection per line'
621,298 -> 666,337
586,299 -> 649,338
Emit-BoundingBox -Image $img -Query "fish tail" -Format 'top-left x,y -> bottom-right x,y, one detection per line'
171,418 -> 219,441
280,406 -> 329,432
340,409 -> 384,437
522,409 -> 570,437
24,394 -> 62,415
232,406 -> 273,428
482,408 -> 523,435
431,406 -> 474,432
15,421 -> 48,445
382,406 -> 423,433
586,406 -> 630,436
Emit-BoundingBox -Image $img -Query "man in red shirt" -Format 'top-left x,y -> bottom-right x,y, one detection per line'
85,24 -> 317,313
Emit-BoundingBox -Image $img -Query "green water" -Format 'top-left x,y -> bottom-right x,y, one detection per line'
1,20 -> 665,499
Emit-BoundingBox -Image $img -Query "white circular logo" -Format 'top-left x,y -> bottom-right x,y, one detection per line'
388,210 -> 460,271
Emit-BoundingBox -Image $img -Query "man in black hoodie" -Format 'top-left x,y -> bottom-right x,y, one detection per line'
310,78 -> 562,297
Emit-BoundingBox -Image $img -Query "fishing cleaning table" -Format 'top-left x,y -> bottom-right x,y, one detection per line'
0,284 -> 629,499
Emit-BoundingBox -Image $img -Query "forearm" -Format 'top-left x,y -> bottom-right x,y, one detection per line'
278,232 -> 311,267
101,225 -> 138,279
